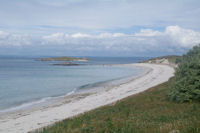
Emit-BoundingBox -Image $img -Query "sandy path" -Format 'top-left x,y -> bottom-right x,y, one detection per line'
0,63 -> 174,133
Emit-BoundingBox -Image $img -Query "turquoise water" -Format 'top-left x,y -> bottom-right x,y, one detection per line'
0,57 -> 147,112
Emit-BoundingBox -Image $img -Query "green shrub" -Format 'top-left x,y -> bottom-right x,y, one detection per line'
168,44 -> 200,102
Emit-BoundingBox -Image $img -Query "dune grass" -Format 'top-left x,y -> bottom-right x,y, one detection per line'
41,78 -> 200,133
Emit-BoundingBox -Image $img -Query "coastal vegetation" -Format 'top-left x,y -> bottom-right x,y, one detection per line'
39,57 -> 89,61
40,45 -> 200,133
168,44 -> 200,102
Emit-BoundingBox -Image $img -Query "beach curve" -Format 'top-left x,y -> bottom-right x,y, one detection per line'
0,63 -> 175,133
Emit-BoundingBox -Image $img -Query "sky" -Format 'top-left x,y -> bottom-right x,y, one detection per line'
0,0 -> 200,57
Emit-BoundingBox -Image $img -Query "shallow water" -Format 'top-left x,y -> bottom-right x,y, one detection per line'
0,57 -> 148,112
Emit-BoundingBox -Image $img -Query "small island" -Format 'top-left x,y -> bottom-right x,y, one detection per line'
39,56 -> 89,61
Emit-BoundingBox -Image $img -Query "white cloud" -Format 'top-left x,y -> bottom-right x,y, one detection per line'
134,29 -> 162,37
71,33 -> 91,38
42,26 -> 200,48
134,26 -> 200,48
97,33 -> 126,38
0,31 -> 31,46
165,26 -> 200,47
0,31 -> 9,39
42,33 -> 69,45
1,26 -> 200,56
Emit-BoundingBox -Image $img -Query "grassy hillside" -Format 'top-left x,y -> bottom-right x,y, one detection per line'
40,78 -> 200,133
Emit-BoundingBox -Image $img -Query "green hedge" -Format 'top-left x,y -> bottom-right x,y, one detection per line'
168,44 -> 200,102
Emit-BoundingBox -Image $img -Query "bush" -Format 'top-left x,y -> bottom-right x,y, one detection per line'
168,44 -> 200,102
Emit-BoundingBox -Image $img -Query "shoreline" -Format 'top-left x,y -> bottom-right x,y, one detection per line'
0,63 -> 174,133
0,64 -> 144,115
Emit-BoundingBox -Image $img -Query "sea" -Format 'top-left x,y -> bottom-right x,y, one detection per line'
0,56 -> 150,113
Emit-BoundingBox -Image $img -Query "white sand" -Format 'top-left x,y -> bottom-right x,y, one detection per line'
0,63 -> 175,133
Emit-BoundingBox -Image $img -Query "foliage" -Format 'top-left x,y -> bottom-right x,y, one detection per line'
40,78 -> 200,133
168,44 -> 200,102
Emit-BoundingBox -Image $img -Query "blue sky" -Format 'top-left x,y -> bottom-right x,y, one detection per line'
0,0 -> 200,56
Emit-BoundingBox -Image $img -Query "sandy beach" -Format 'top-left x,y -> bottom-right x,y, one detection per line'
0,63 -> 175,133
